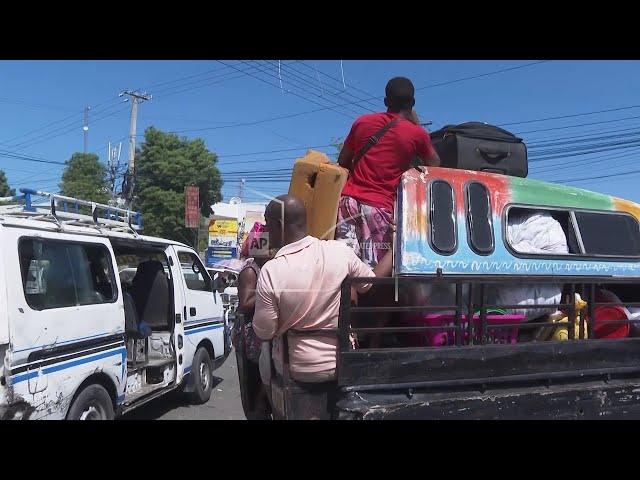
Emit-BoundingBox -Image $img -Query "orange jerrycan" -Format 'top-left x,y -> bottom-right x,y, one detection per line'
288,150 -> 348,240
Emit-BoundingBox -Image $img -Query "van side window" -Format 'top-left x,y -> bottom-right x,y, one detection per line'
19,239 -> 117,311
505,207 -> 640,258
466,182 -> 494,255
178,252 -> 212,292
430,180 -> 457,254
575,211 -> 640,257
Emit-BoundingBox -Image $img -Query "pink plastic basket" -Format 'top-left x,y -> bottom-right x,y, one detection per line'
405,313 -> 526,346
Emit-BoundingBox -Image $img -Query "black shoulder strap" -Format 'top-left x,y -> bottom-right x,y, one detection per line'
351,117 -> 402,169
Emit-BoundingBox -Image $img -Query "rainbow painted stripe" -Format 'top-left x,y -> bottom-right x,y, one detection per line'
396,167 -> 640,277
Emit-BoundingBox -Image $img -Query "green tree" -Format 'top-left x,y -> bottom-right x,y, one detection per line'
134,127 -> 222,246
59,153 -> 109,204
0,170 -> 15,197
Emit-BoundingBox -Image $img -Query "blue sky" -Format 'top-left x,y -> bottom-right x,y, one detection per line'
1,60 -> 640,203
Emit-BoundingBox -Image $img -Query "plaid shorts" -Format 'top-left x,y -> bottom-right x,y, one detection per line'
334,195 -> 393,268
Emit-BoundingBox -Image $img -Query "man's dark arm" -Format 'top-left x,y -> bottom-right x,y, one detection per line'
237,268 -> 257,314
338,144 -> 355,171
373,249 -> 394,277
418,149 -> 441,167
408,109 -> 441,167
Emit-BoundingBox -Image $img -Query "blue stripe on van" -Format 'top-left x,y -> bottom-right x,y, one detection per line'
184,325 -> 223,336
11,348 -> 127,385
13,331 -> 121,353
184,318 -> 223,329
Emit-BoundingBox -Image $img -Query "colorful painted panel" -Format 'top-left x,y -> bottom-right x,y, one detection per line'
396,167 -> 640,278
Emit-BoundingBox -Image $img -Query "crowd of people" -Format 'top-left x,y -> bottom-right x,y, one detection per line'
229,76 -> 442,418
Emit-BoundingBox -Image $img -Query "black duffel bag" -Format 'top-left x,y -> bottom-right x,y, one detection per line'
430,122 -> 528,177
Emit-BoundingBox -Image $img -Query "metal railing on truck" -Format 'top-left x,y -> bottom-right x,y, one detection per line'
337,275 -> 640,393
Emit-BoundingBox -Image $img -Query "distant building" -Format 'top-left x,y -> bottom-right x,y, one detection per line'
205,198 -> 266,266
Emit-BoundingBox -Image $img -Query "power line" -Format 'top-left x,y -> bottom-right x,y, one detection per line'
218,144 -> 334,158
416,61 -> 551,93
297,60 -> 380,110
7,102 -> 128,151
5,169 -> 63,188
138,64 -> 232,91
217,155 -> 303,166
215,119 -> 640,171
229,60 -> 355,120
168,61 -> 553,136
555,168 -> 640,184
515,114 -> 640,135
154,70 -> 247,96
530,146 -> 640,176
270,60 -> 377,113
530,138 -> 640,161
151,62 -> 298,98
152,62 -> 285,100
529,130 -> 640,151
10,107 -> 129,154
499,104 -> 640,127
530,134 -> 640,155
0,96 -> 75,112
221,177 -> 291,184
0,95 -> 124,148
221,167 -> 293,175
217,124 -> 640,161
0,149 -> 66,165
218,129 -> 635,168
0,110 -> 82,146
525,123 -> 640,145
22,106 -> 129,152
258,60 -> 367,116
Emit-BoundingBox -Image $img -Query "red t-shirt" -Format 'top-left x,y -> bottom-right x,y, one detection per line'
341,112 -> 436,211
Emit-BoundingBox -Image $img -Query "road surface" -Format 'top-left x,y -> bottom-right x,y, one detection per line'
122,351 -> 245,420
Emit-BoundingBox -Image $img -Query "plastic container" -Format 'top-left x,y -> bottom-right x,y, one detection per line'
592,290 -> 630,339
288,150 -> 348,240
405,313 -> 526,347
592,307 -> 630,339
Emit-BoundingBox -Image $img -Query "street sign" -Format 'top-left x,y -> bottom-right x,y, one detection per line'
209,219 -> 238,237
205,246 -> 238,266
185,186 -> 200,228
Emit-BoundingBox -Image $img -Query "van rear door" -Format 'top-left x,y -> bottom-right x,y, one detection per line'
173,247 -> 225,361
164,246 -> 186,385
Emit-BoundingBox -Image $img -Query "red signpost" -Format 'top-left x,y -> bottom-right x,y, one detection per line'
185,186 -> 200,229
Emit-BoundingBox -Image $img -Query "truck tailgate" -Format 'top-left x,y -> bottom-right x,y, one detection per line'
337,377 -> 640,419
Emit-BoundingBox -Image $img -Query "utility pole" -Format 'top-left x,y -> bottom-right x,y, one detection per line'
238,178 -> 245,202
119,90 -> 152,207
83,106 -> 90,153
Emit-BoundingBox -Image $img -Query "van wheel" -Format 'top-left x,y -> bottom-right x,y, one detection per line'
189,347 -> 213,405
67,384 -> 114,420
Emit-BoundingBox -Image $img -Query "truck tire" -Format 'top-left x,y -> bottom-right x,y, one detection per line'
67,384 -> 114,420
189,347 -> 213,405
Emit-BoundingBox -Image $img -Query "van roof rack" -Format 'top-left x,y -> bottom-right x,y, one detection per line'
0,188 -> 143,234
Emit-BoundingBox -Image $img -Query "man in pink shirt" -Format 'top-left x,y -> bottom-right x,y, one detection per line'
252,195 -> 393,383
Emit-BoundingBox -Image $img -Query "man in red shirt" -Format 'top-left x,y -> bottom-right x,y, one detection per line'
335,77 -> 440,267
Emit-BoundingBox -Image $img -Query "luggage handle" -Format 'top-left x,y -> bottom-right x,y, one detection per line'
477,144 -> 510,163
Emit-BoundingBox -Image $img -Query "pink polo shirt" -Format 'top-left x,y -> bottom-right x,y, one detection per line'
253,236 -> 374,377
